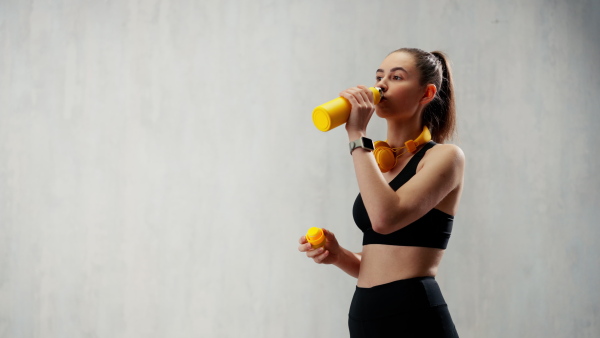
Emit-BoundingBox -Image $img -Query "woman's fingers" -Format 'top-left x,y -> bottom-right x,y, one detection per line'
341,86 -> 373,104
356,86 -> 372,105
305,246 -> 326,259
357,85 -> 373,97
304,246 -> 329,263
341,90 -> 361,105
340,91 -> 360,107
305,246 -> 323,257
298,241 -> 312,252
312,249 -> 330,263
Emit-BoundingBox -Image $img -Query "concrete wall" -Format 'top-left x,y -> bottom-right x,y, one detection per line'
1,0 -> 599,336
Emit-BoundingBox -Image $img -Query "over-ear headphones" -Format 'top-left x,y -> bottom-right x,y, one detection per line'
373,126 -> 432,173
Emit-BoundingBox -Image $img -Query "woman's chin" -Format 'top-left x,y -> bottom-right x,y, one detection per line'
375,108 -> 393,119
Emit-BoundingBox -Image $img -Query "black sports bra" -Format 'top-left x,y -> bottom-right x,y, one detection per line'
352,141 -> 453,249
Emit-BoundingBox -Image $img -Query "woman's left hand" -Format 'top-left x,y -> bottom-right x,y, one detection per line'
339,85 -> 376,139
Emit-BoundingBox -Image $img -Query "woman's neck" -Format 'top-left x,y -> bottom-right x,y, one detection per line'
385,116 -> 423,148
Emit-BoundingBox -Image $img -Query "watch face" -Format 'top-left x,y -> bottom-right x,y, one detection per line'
362,137 -> 374,150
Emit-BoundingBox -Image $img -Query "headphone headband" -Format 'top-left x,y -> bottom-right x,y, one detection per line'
404,126 -> 432,153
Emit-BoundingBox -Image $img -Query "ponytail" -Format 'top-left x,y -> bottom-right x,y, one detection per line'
425,51 -> 455,143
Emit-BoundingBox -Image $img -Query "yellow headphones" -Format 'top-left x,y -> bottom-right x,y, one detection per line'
373,126 -> 432,173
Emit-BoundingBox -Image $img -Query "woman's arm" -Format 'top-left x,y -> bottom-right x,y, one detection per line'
333,248 -> 362,278
350,143 -> 464,234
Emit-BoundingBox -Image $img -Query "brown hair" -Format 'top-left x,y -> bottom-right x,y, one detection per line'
390,48 -> 456,143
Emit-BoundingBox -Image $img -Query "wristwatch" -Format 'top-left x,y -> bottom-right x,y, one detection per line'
349,137 -> 375,154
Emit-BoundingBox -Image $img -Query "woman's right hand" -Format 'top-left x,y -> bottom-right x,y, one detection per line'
298,228 -> 341,265
339,85 -> 376,139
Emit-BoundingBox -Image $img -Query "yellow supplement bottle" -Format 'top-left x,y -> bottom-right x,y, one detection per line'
312,87 -> 383,132
305,227 -> 326,249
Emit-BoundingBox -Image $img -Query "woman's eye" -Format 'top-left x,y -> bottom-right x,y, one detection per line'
393,76 -> 403,80
376,76 -> 383,81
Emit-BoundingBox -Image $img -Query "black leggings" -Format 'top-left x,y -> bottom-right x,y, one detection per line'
348,277 -> 459,337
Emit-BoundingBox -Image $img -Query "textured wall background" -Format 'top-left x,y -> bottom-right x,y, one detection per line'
1,0 -> 599,337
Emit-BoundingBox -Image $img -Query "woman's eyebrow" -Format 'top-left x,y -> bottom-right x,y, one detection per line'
376,67 -> 409,75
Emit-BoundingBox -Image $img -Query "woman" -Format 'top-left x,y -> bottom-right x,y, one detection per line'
298,48 -> 464,337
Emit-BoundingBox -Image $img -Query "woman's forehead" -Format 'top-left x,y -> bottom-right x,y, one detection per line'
378,52 -> 416,72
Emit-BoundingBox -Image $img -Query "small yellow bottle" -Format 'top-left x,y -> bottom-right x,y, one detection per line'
305,227 -> 326,249
312,87 -> 383,132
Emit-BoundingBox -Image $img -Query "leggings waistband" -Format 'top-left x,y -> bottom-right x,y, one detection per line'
350,276 -> 447,320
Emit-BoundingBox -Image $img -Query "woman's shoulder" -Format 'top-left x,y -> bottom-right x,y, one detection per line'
423,143 -> 465,169
431,143 -> 464,157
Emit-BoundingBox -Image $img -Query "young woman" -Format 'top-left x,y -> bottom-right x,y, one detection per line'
298,48 -> 464,337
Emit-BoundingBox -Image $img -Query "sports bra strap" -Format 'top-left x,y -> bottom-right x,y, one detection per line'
388,141 -> 436,191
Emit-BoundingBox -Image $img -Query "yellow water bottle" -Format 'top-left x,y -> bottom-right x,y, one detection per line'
305,227 -> 326,249
312,87 -> 383,132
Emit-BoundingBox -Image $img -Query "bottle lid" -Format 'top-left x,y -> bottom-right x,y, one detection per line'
306,227 -> 325,246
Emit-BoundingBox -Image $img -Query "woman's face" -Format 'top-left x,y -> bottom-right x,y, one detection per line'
374,51 -> 427,119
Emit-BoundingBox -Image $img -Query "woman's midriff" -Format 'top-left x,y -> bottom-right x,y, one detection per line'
357,244 -> 445,288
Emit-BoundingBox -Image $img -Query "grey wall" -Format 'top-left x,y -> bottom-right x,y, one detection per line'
1,0 -> 599,337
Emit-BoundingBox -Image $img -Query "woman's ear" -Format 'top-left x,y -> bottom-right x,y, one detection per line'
419,84 -> 437,105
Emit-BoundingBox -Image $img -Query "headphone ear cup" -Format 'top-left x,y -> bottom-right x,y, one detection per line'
374,141 -> 390,148
373,141 -> 396,173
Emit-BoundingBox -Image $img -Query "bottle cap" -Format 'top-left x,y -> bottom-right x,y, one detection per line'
305,227 -> 326,248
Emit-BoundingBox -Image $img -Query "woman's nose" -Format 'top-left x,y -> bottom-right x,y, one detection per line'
375,79 -> 387,92
376,82 -> 387,93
